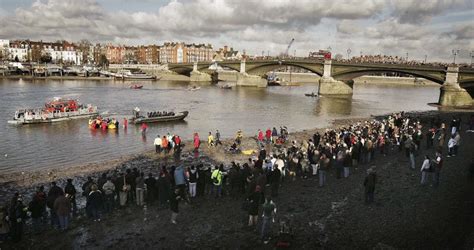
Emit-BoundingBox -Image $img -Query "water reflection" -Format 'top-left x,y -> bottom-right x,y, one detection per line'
315,96 -> 353,116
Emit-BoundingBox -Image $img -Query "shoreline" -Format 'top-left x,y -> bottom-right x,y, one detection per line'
0,109 -> 456,187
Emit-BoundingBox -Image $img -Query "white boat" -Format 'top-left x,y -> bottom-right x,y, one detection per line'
8,97 -> 99,125
187,86 -> 201,91
116,69 -> 156,80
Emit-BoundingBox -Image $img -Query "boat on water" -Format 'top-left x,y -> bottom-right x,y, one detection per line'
220,84 -> 232,89
8,97 -> 98,125
305,92 -> 318,97
130,84 -> 143,89
130,109 -> 189,124
187,86 -> 201,91
116,69 -> 157,80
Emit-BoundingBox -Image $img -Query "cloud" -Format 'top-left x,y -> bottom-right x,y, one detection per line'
0,0 -> 471,62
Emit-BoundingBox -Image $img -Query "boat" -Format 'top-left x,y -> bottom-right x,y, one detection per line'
267,72 -> 281,86
130,84 -> 143,89
131,110 -> 189,124
8,97 -> 99,125
305,92 -> 318,97
116,69 -> 156,80
187,86 -> 201,91
220,84 -> 232,89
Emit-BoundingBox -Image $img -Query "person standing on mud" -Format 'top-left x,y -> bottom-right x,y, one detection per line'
135,172 -> 145,206
363,167 -> 376,204
215,130 -> 222,146
47,182 -> 64,229
432,151 -> 443,187
144,173 -> 157,204
86,184 -> 103,222
157,170 -> 171,209
170,188 -> 181,224
261,197 -> 277,244
420,155 -> 431,185
193,132 -> 200,151
64,179 -> 77,216
269,166 -> 281,197
54,193 -> 71,231
211,165 -> 223,198
207,132 -> 214,147
318,153 -> 330,187
154,135 -> 162,154
102,177 -> 116,213
247,185 -> 264,227
188,166 -> 199,198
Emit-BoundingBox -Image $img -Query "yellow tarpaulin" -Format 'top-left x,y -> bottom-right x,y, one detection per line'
241,149 -> 256,155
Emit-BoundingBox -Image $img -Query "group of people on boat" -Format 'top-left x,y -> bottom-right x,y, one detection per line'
147,111 -> 175,118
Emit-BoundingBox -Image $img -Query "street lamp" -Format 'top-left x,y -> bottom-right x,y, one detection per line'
424,55 -> 427,64
360,51 -> 362,57
452,49 -> 460,64
470,51 -> 473,66
347,48 -> 352,60
405,52 -> 408,61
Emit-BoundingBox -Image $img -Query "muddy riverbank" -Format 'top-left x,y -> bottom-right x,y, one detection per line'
1,110 -> 473,249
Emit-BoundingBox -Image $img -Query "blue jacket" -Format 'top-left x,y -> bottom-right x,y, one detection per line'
174,166 -> 186,185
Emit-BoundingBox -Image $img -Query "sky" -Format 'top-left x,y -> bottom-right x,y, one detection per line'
0,0 -> 473,62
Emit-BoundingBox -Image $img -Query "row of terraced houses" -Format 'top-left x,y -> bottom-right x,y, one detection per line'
0,39 -> 242,65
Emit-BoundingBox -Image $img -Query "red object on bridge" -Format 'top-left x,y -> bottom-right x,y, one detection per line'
324,52 -> 332,60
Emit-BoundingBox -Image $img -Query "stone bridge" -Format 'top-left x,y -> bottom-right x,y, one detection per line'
166,59 -> 474,107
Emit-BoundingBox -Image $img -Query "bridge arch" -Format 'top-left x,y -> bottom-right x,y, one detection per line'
332,69 -> 445,85
246,62 -> 323,77
168,64 -> 211,76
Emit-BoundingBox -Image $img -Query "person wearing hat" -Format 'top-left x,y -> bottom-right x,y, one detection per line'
64,179 -> 77,216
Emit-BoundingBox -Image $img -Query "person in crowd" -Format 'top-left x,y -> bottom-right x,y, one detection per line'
82,177 -> 94,199
102,177 -> 116,213
64,179 -> 77,216
86,184 -> 103,222
28,191 -> 44,234
9,194 -> 27,243
154,135 -> 162,154
261,197 -> 277,244
453,131 -> 461,156
145,173 -> 157,204
364,167 -> 377,204
269,166 -> 281,197
247,185 -> 263,227
157,170 -> 171,209
193,133 -> 200,151
207,132 -> 215,147
136,172 -> 145,206
54,193 -> 71,231
318,153 -> 330,187
126,169 -> 137,203
420,155 -> 431,185
170,188 -> 181,224
432,151 -> 443,187
211,165 -> 224,198
117,172 -> 129,207
188,166 -> 199,198
0,206 -> 9,243
47,182 -> 63,229
447,134 -> 457,157
215,130 -> 222,146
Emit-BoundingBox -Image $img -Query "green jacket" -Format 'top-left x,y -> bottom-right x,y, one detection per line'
211,169 -> 222,186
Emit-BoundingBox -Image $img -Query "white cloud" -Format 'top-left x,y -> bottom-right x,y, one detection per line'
0,0 -> 471,62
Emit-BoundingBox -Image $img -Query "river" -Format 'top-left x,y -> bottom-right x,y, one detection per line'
0,79 -> 438,174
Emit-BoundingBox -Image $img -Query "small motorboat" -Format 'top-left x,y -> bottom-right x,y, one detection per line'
187,86 -> 201,91
220,85 -> 232,89
305,92 -> 318,97
130,84 -> 143,89
131,110 -> 189,124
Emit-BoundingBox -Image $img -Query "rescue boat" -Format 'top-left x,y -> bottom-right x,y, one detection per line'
8,97 -> 99,125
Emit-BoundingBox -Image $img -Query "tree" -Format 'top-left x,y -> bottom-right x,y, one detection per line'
98,54 -> 109,68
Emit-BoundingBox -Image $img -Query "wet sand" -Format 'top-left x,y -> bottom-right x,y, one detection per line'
1,110 -> 473,249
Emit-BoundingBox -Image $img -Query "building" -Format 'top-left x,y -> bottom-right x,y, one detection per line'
214,45 -> 241,61
105,44 -> 125,64
0,39 -> 10,61
8,40 -> 29,62
160,42 -> 213,63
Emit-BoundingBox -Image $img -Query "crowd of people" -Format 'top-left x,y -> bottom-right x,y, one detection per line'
333,54 -> 473,68
1,112 -> 473,246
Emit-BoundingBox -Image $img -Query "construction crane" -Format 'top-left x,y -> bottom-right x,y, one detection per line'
284,38 -> 295,58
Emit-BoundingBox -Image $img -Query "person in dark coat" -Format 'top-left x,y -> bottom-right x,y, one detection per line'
145,173 -> 157,204
64,179 -> 77,216
157,171 -> 171,209
364,167 -> 377,203
169,188 -> 181,224
196,164 -> 206,196
86,184 -> 103,221
47,182 -> 63,228
28,194 -> 44,234
82,177 -> 94,198
248,185 -> 264,227
54,193 -> 71,231
9,194 -> 27,242
269,167 -> 281,197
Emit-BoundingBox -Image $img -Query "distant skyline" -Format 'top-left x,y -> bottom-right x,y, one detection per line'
0,0 -> 473,62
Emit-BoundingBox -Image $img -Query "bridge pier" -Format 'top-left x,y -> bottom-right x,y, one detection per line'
236,73 -> 267,87
190,62 -> 212,82
438,66 -> 473,107
318,60 -> 353,95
